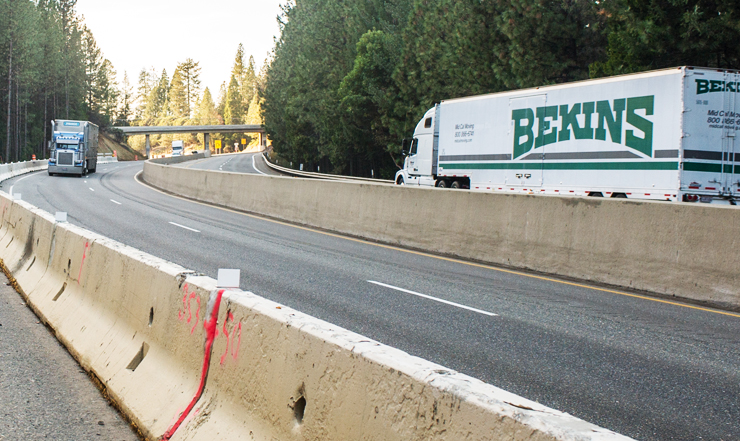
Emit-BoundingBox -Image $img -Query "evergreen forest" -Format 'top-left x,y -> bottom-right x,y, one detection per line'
0,0 -> 119,162
2,0 -> 740,172
263,0 -> 740,179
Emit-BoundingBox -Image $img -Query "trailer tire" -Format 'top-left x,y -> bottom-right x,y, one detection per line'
611,193 -> 627,198
436,179 -> 448,188
450,180 -> 462,189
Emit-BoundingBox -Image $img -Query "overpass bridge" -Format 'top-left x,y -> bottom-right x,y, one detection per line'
115,124 -> 265,158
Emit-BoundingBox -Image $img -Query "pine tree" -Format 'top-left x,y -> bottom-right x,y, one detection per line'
178,58 -> 201,117
117,71 -> 133,125
244,94 -> 261,125
223,74 -> 243,125
144,69 -> 168,123
168,67 -> 188,119
194,87 -> 219,125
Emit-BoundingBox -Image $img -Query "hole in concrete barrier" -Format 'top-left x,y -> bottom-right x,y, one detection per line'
126,342 -> 149,372
293,397 -> 306,424
52,282 -> 67,301
25,256 -> 36,271
148,308 -> 154,327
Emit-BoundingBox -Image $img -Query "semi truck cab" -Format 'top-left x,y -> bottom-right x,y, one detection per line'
49,132 -> 86,175
48,120 -> 98,176
396,106 -> 439,187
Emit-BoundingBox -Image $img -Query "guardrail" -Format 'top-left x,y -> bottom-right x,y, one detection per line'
262,152 -> 394,183
97,153 -> 118,164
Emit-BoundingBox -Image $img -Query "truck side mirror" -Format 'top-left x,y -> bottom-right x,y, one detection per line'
401,138 -> 410,156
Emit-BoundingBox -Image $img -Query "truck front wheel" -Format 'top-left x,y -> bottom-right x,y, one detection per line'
396,176 -> 405,185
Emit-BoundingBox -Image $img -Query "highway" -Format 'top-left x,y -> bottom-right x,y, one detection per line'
172,151 -> 281,175
3,160 -> 740,441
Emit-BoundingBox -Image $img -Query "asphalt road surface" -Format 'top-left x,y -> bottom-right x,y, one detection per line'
3,161 -> 740,441
0,274 -> 139,440
173,151 -> 281,175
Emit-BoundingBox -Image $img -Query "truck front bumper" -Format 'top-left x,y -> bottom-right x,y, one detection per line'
48,164 -> 83,176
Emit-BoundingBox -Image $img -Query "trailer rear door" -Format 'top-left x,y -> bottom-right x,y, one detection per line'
508,95 -> 546,189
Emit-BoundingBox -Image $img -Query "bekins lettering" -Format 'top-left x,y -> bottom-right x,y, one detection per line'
696,79 -> 740,95
511,95 -> 654,159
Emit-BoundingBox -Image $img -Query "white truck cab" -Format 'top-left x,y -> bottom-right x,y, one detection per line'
396,106 -> 439,187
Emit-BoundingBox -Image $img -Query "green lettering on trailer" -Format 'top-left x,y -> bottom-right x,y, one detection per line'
595,99 -> 625,144
625,96 -> 654,156
440,162 -> 678,171
512,108 -> 535,159
558,103 -> 594,142
696,79 -> 710,94
535,106 -> 559,146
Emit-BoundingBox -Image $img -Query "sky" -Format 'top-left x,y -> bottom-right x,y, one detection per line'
75,0 -> 284,97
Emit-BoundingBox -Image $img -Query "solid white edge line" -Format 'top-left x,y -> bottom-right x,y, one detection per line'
8,171 -> 39,197
169,221 -> 201,233
252,154 -> 268,175
110,199 -> 122,205
368,280 -> 498,317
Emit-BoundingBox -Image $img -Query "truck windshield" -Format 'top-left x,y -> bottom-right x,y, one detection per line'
57,143 -> 78,150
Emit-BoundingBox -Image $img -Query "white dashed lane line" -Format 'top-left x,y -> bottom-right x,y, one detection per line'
169,222 -> 200,233
368,280 -> 498,317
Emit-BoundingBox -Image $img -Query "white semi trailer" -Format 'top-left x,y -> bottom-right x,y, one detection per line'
48,120 -> 99,176
395,66 -> 740,204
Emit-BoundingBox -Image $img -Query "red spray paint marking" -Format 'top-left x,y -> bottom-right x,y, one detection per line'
178,292 -> 188,321
231,321 -> 242,362
220,312 -> 243,365
219,312 -> 234,365
161,289 -> 224,441
77,242 -> 89,285
190,296 -> 201,335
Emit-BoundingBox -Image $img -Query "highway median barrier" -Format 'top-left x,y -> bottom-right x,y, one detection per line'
0,190 -> 632,440
142,161 -> 740,311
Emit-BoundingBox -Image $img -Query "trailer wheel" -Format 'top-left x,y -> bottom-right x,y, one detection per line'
450,180 -> 462,189
611,193 -> 627,198
436,179 -> 448,188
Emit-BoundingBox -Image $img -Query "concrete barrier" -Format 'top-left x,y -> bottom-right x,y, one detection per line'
0,191 -> 631,440
143,162 -> 740,310
0,160 -> 47,182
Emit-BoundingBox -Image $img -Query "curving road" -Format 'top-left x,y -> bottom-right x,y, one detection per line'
173,151 -> 281,175
3,161 -> 740,441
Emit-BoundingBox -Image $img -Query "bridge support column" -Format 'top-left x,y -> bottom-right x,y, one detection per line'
259,132 -> 265,149
145,134 -> 151,159
203,133 -> 211,157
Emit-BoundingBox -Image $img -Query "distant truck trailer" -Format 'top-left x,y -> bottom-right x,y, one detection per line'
395,66 -> 740,204
172,140 -> 184,157
48,120 -> 99,176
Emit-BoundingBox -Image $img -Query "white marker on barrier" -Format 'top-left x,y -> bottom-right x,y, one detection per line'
13,193 -> 21,201
217,269 -> 240,289
55,212 -> 67,223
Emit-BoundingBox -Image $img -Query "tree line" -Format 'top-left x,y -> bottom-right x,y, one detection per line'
262,0 -> 740,179
0,0 -> 119,162
128,44 -> 265,153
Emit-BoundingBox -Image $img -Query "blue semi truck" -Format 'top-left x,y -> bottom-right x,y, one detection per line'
48,120 -> 99,176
